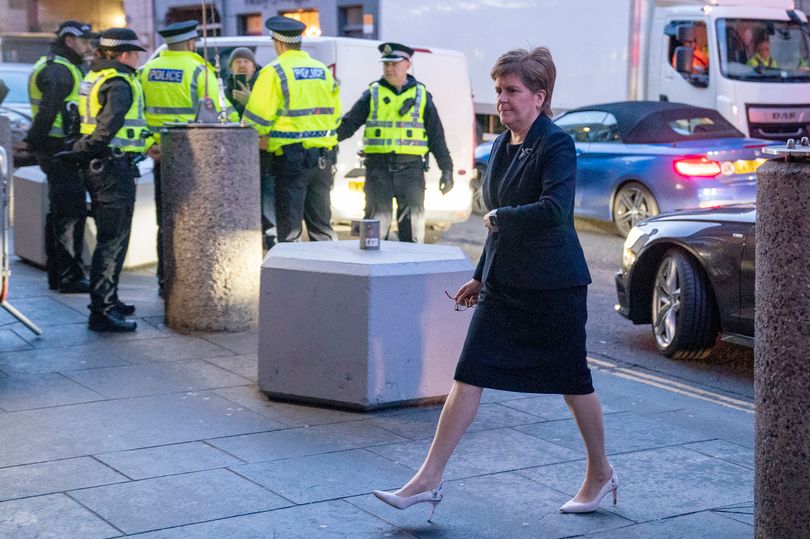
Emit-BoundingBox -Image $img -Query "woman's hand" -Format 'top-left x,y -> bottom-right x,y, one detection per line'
454,279 -> 483,308
484,209 -> 499,232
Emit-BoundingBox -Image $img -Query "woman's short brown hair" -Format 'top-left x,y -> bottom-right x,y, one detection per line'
490,47 -> 556,118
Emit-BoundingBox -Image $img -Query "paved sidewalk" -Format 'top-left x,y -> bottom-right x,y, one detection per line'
0,259 -> 754,538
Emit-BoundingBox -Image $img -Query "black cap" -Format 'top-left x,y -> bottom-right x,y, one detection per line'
57,20 -> 97,39
158,20 -> 199,44
265,16 -> 306,44
378,42 -> 414,63
97,28 -> 146,52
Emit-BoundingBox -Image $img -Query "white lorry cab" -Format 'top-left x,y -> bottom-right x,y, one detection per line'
378,0 -> 810,141
150,36 -> 475,226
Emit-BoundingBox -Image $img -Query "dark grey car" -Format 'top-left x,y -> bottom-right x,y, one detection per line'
614,204 -> 755,359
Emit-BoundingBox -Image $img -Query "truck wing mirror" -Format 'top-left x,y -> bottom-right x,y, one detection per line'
675,46 -> 694,74
676,24 -> 696,43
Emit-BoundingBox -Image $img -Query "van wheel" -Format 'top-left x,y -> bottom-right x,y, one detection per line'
613,182 -> 658,237
471,165 -> 487,215
651,249 -> 719,360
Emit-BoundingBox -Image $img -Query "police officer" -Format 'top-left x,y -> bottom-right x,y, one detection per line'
139,20 -> 237,295
243,16 -> 340,243
26,21 -> 95,293
58,28 -> 151,332
337,43 -> 454,243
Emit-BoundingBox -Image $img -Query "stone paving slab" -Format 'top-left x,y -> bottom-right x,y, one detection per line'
649,406 -> 754,450
207,420 -> 407,463
0,372 -> 106,411
0,297 -> 86,328
0,392 -> 284,468
519,445 -> 754,522
497,393 -> 621,421
0,456 -> 127,501
63,359 -> 250,399
234,448 -> 416,504
202,354 -> 258,383
213,385 -> 368,427
713,503 -> 755,526
100,335 -> 235,365
202,332 -> 258,356
368,402 -> 542,441
132,500 -> 413,539
682,439 -> 754,470
95,441 -> 245,480
69,468 -> 292,535
0,329 -> 31,353
349,471 -> 633,538
515,411 -> 713,455
0,343 -> 129,374
588,510 -> 753,538
0,493 -> 121,538
369,428 -> 582,480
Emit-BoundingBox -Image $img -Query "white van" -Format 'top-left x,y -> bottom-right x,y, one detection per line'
151,36 -> 476,227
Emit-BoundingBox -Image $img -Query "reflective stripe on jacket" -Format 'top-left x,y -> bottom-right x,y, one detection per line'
79,68 -> 150,153
139,50 -> 237,142
28,55 -> 83,138
363,81 -> 428,156
243,49 -> 340,154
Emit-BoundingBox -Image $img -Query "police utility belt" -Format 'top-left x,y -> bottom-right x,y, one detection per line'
88,147 -> 145,174
274,143 -> 335,170
364,152 -> 428,173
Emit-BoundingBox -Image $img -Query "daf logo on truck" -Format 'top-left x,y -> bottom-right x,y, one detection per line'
772,111 -> 797,121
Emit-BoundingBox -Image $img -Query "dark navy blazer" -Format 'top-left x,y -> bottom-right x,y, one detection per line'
473,114 -> 592,290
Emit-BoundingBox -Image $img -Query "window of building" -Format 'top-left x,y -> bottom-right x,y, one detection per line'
339,5 -> 365,38
280,9 -> 321,37
238,13 -> 263,36
166,5 -> 221,36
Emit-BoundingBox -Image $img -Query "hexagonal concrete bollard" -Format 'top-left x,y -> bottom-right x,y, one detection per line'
160,125 -> 262,332
259,241 -> 474,410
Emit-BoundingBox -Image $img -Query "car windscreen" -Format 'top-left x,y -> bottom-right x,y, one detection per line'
717,18 -> 810,82
624,110 -> 743,143
0,69 -> 30,104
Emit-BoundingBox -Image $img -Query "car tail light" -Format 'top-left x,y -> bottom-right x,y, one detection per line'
674,157 -> 722,177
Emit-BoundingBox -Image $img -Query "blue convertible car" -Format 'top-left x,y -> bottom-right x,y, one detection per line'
474,101 -> 770,236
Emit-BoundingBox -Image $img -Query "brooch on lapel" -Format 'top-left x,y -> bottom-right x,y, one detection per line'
518,147 -> 533,160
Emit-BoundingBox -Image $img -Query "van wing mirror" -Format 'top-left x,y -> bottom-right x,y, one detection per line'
0,80 -> 8,106
675,46 -> 694,74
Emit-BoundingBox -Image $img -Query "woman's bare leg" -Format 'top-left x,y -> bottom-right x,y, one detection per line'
564,392 -> 612,501
395,381 -> 483,496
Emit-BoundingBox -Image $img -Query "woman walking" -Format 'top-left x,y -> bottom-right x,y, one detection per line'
372,47 -> 617,520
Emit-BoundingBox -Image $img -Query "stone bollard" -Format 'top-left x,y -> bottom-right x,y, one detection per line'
755,139 -> 810,538
160,125 -> 262,332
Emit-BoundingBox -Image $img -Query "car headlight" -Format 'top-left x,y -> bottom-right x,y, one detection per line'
622,226 -> 646,268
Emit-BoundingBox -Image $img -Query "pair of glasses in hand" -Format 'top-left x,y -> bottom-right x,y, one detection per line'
444,290 -> 476,311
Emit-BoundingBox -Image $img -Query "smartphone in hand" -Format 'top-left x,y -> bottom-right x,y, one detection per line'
232,73 -> 248,88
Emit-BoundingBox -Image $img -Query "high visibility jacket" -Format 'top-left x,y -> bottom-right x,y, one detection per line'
747,53 -> 778,69
139,50 -> 237,142
28,55 -> 83,138
79,68 -> 150,153
243,50 -> 340,154
363,82 -> 428,156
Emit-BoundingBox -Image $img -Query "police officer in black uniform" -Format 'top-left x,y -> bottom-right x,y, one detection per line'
25,21 -> 95,293
58,28 -> 149,332
337,42 -> 453,243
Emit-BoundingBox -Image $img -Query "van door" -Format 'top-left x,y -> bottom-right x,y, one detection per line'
659,19 -> 714,108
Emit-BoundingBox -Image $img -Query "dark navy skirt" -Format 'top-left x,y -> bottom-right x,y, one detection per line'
454,282 -> 594,394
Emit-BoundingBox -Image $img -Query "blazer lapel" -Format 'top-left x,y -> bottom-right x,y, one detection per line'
482,134 -> 507,210
498,115 -> 551,200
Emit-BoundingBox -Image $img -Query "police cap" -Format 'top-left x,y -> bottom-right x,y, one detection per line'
97,28 -> 146,52
158,20 -> 200,44
378,42 -> 414,63
265,16 -> 306,44
57,20 -> 97,39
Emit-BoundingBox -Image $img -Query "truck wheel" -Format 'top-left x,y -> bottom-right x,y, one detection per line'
651,249 -> 719,360
612,182 -> 658,237
471,165 -> 487,215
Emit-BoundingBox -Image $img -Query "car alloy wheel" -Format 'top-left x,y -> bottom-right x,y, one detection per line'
613,182 -> 658,237
651,249 -> 719,360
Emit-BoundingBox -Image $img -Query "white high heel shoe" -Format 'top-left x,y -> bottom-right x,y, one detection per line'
559,466 -> 619,513
372,482 -> 445,521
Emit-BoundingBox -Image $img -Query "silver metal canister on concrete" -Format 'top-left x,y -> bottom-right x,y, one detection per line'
351,219 -> 381,250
